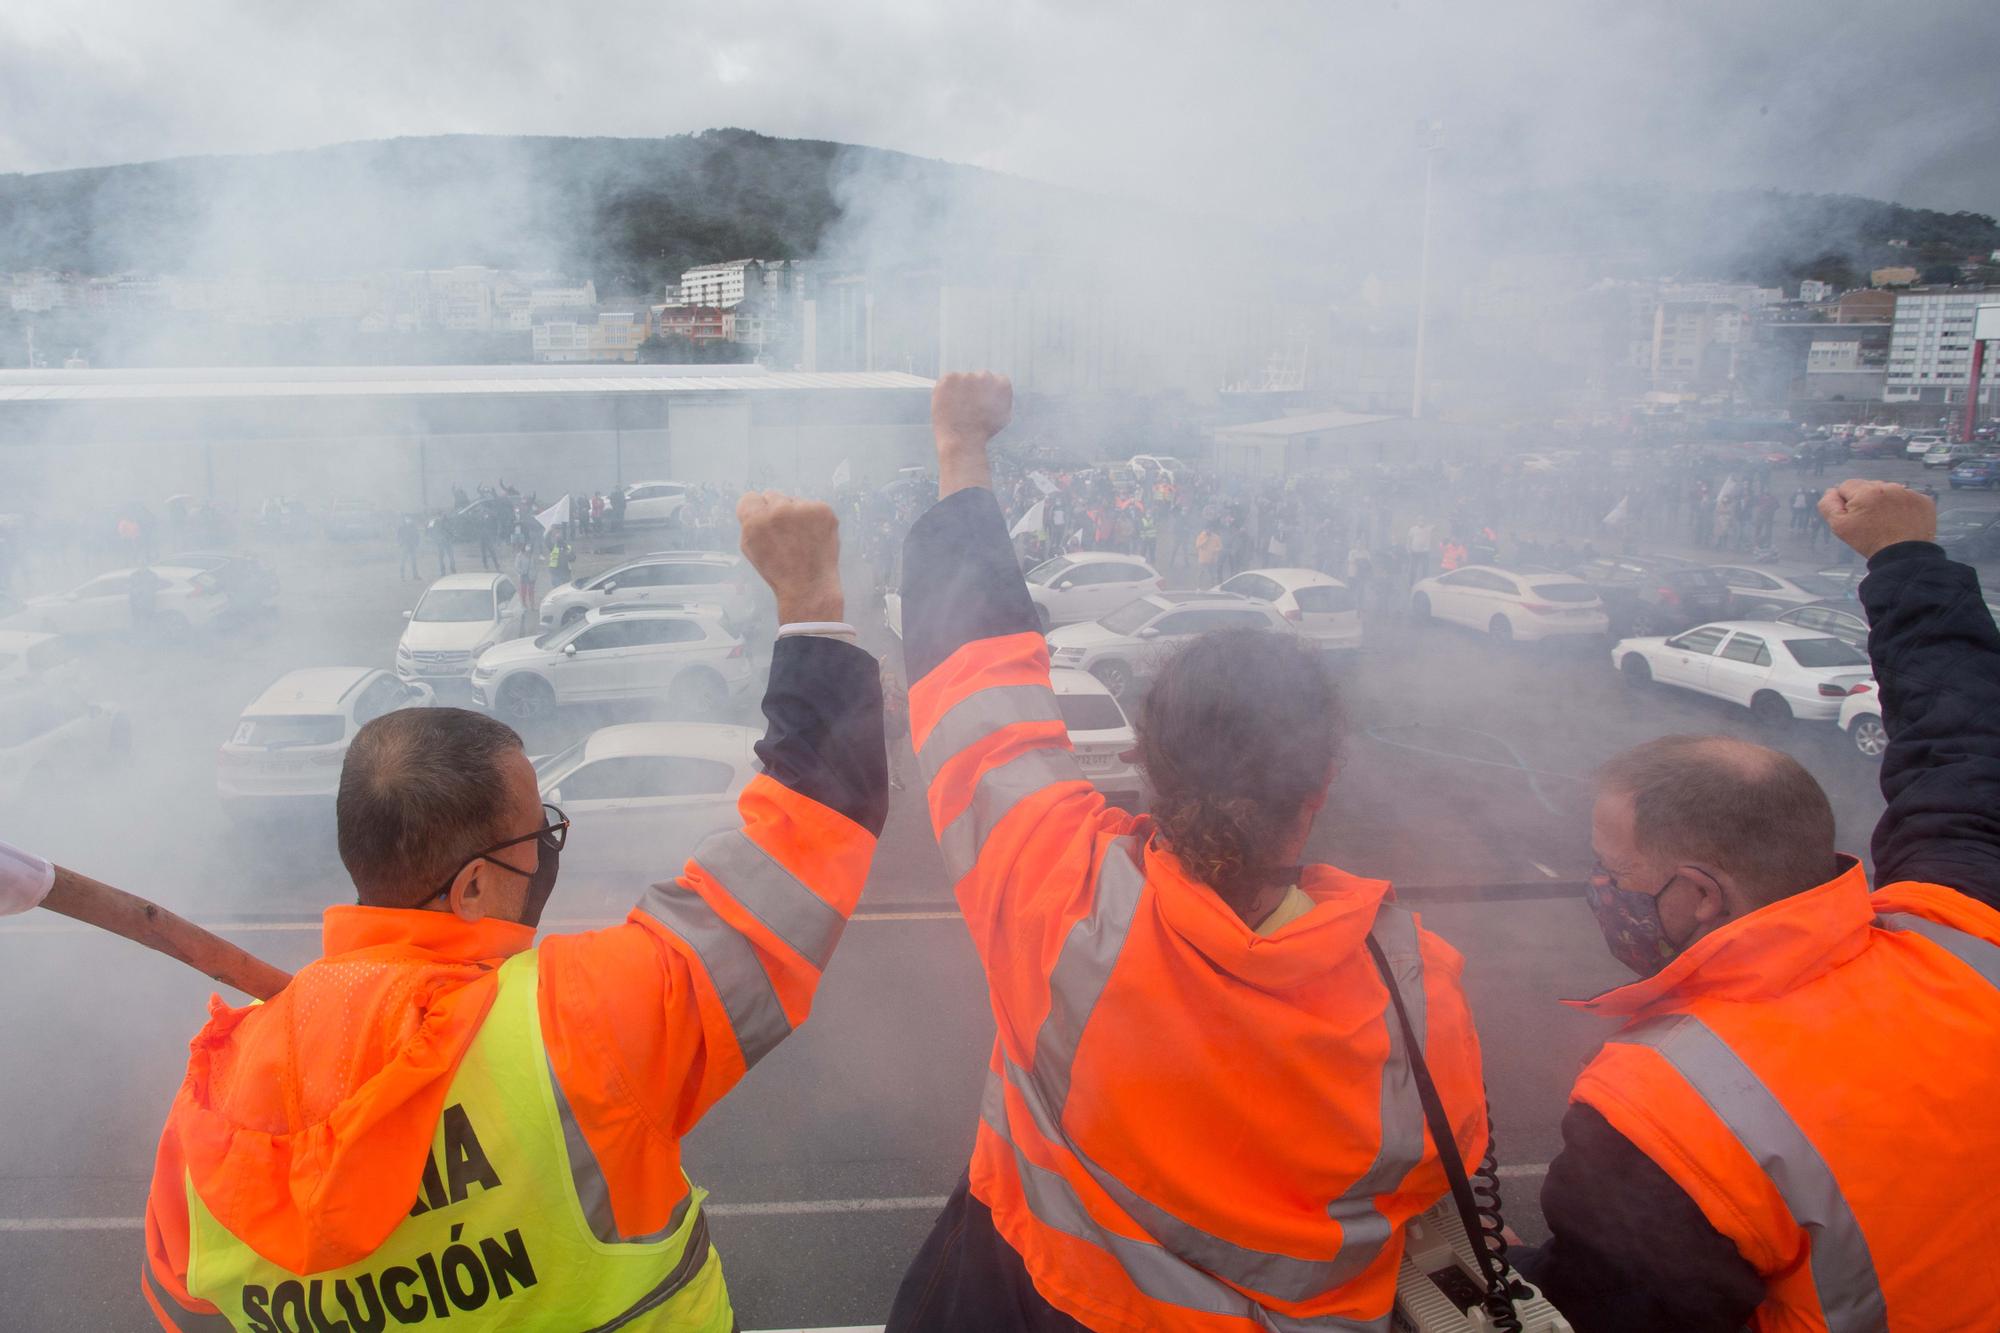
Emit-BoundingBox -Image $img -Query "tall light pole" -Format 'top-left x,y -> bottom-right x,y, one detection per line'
1411,120 -> 1445,420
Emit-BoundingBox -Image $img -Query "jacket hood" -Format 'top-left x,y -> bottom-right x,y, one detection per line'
169,906 -> 535,1273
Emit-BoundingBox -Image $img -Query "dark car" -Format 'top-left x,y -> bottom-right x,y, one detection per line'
1937,510 -> 2000,562
1849,434 -> 1906,460
448,496 -> 517,543
1774,599 -> 1870,650
1949,459 -> 2000,490
323,498 -> 394,541
1571,554 -> 1734,636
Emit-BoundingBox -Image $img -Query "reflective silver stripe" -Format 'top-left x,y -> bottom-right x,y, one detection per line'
638,882 -> 791,1069
1032,837 -> 1147,1115
143,1263 -> 234,1332
1611,1015 -> 1888,1332
1879,912 -> 2000,988
980,1072 -> 1386,1332
916,682 -> 1067,786
935,747 -> 1086,876
579,1211 -> 715,1333
690,828 -> 846,970
547,1053 -> 693,1245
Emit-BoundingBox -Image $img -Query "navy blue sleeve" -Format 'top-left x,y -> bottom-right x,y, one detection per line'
754,634 -> 888,837
900,488 -> 1042,682
1858,540 -> 2000,909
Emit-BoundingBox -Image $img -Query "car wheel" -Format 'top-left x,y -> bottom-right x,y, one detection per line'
1488,615 -> 1513,642
1410,592 -> 1431,619
498,675 -> 555,723
1620,655 -> 1652,686
670,668 -> 729,717
1627,608 -> 1661,637
1750,691 -> 1792,727
561,606 -> 587,626
1091,659 -> 1135,699
1850,715 -> 1888,760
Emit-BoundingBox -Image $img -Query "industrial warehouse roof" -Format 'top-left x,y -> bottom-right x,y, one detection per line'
1218,410 -> 1401,437
0,364 -> 935,404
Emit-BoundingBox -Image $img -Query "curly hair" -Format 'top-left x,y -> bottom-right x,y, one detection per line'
1135,629 -> 1344,914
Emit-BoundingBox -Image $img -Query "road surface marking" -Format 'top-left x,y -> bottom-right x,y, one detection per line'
1495,1163 -> 1551,1179
1529,861 -> 1559,879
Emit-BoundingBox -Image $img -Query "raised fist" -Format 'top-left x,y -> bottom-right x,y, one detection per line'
1818,480 -> 1937,561
932,372 -> 1013,457
737,492 -> 844,625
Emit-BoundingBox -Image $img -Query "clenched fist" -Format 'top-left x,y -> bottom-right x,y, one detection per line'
932,372 -> 1013,498
737,492 -> 844,625
1819,480 -> 1938,560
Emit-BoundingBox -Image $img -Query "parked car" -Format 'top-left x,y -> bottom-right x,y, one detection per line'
1936,510 -> 2000,562
1216,568 -> 1362,651
0,631 -> 80,692
395,573 -> 528,693
1045,592 -> 1290,697
1569,555 -> 1732,636
0,687 -> 128,804
446,495 -> 516,543
1024,552 -> 1164,630
1410,565 -> 1609,642
1924,442 -> 1980,470
1838,680 -> 1886,760
1128,454 -> 1190,482
1949,458 -> 2000,490
1849,434 -> 1906,460
1905,433 -> 1945,458
1050,668 -> 1143,805
472,606 -> 752,721
157,551 -> 279,613
17,565 -> 230,636
539,551 -> 759,631
322,498 -> 395,542
533,722 -> 758,883
1613,621 -> 1872,724
255,496 -> 312,540
1773,600 -> 1870,650
216,668 -> 434,811
1709,565 -> 1867,619
622,481 -> 693,527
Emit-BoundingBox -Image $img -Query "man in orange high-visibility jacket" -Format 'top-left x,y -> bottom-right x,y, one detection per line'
136,493 -> 885,1331
886,372 -> 1489,1333
1520,480 -> 2000,1332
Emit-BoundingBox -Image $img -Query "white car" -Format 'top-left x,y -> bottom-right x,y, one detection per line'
1838,680 -> 1886,760
15,565 -> 230,636
471,606 -> 753,721
396,573 -> 529,692
217,668 -> 436,807
539,551 -> 758,630
1217,567 -> 1361,651
1046,592 -> 1291,697
1924,442 -> 1979,469
0,631 -> 80,692
1051,667 -> 1143,804
1410,566 -> 1608,642
1613,621 -> 1873,723
1025,552 -> 1164,629
0,687 -> 128,804
622,481 -> 692,526
1128,454 -> 1189,482
1709,566 -> 1866,619
534,723 -> 760,884
1905,434 -> 1944,458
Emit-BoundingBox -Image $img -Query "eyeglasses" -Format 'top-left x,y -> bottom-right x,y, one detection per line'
419,804 -> 569,907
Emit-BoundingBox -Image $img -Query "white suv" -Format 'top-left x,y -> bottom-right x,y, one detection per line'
1025,552 -> 1163,629
1046,592 -> 1291,697
1217,567 -> 1362,651
1051,668 -> 1142,805
396,574 -> 528,693
471,606 -> 753,721
622,481 -> 692,526
539,551 -> 758,631
217,668 -> 435,810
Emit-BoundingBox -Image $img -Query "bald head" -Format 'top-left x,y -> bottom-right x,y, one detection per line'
1594,735 -> 1838,905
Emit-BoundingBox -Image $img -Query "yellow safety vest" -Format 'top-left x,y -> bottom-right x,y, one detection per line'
183,952 -> 732,1331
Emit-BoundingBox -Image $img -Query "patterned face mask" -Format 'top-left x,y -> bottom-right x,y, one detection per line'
1585,861 -> 1686,977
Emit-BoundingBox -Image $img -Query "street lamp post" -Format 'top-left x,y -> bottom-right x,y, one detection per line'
1411,121 -> 1445,420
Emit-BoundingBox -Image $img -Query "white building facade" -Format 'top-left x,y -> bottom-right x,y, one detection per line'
1885,288 -> 2000,408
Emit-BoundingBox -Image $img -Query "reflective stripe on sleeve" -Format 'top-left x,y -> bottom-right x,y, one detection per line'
689,828 -> 847,970
1878,912 -> 2000,988
1032,837 -> 1148,1116
916,682 -> 1068,787
1609,1014 -> 1889,1332
142,1263 -> 234,1332
637,882 -> 792,1069
546,1054 -> 694,1246
935,747 -> 1088,875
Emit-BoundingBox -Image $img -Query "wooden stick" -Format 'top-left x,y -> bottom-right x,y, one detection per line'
40,866 -> 293,1001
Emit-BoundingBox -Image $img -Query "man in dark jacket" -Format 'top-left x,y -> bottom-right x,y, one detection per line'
1519,480 -> 2000,1331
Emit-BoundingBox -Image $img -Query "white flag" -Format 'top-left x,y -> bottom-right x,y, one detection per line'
1028,470 -> 1059,495
535,493 -> 572,532
1009,500 -> 1046,539
831,458 -> 852,486
1603,495 -> 1629,528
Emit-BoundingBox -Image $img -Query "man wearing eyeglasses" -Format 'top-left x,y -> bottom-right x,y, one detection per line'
1518,481 -> 2000,1332
138,492 -> 885,1332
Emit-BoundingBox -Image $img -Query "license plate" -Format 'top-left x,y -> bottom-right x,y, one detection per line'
1075,753 -> 1116,770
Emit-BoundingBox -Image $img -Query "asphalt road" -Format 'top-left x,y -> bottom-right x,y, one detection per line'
0,455 -> 1992,1330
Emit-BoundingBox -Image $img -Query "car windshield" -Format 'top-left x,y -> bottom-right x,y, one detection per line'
234,715 -> 344,747
1528,582 -> 1597,603
533,622 -> 578,650
1782,638 -> 1869,668
532,739 -> 586,785
413,589 -> 494,622
1055,693 -> 1128,732
1098,600 -> 1160,635
1026,557 -> 1073,586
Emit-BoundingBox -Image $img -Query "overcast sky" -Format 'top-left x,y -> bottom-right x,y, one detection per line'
4,0 -> 1998,218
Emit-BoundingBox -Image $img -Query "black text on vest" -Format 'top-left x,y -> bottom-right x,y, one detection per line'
408,1104 -> 502,1217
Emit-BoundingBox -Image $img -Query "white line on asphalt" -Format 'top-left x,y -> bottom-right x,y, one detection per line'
1495,1163 -> 1551,1179
1529,861 -> 1559,879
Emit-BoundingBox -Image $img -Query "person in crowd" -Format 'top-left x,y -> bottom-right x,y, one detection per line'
1439,536 -> 1467,572
547,524 -> 573,590
396,512 -> 422,581
477,504 -> 501,572
135,494 -> 885,1332
512,540 -> 539,616
886,373 -> 1488,1332
1405,515 -> 1436,584
1789,485 -> 1813,535
1193,521 -> 1223,587
426,510 -> 456,576
1520,480 -> 2000,1332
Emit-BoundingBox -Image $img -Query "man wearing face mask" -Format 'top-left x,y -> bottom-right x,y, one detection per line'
136,492 -> 885,1332
1520,480 -> 2000,1331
